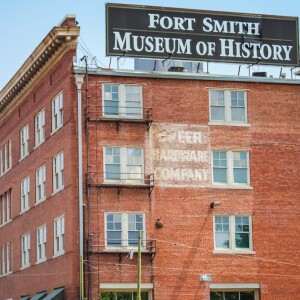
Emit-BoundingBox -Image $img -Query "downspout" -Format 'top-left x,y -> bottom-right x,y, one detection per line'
75,74 -> 85,300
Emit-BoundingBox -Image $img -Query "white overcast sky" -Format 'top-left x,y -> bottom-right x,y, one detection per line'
0,0 -> 300,89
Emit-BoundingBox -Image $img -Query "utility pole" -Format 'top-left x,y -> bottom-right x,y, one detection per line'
137,230 -> 142,300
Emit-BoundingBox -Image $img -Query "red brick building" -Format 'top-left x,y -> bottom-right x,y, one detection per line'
0,15 -> 300,300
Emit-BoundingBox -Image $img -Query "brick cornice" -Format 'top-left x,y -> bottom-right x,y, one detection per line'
0,24 -> 80,115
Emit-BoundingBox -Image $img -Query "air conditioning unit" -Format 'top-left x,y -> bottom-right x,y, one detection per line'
168,66 -> 187,72
252,71 -> 267,77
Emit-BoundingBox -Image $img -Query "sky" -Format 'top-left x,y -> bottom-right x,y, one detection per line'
0,0 -> 300,90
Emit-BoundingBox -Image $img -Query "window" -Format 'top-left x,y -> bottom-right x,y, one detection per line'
0,189 -> 11,226
36,165 -> 46,203
209,90 -> 247,124
105,213 -> 145,248
210,283 -> 260,300
36,225 -> 46,262
21,176 -> 30,212
210,291 -> 256,300
103,84 -> 142,119
0,140 -> 12,176
54,216 -> 65,256
20,124 -> 29,159
21,233 -> 30,268
100,283 -> 153,300
52,91 -> 63,132
104,147 -> 143,183
212,151 -> 250,186
101,291 -> 150,300
53,151 -> 64,192
214,215 -> 253,252
0,242 -> 12,276
35,109 -> 45,146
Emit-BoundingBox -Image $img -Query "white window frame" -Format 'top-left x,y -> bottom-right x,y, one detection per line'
36,165 -> 46,203
20,124 -> 29,159
21,176 -> 30,213
102,84 -> 143,119
100,283 -> 153,300
209,89 -> 248,125
53,151 -> 64,193
213,215 -> 254,254
36,225 -> 46,263
212,150 -> 250,188
210,283 -> 260,300
53,216 -> 65,257
104,212 -> 146,250
51,91 -> 63,133
35,109 -> 45,147
0,190 -> 11,226
21,233 -> 30,269
104,146 -> 144,183
1,242 -> 12,276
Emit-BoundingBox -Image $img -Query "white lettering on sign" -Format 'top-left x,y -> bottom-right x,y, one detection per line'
155,149 -> 208,162
156,168 -> 209,181
113,31 -> 192,55
219,39 -> 293,61
152,124 -> 210,187
148,13 -> 196,31
202,17 -> 260,35
158,130 -> 204,144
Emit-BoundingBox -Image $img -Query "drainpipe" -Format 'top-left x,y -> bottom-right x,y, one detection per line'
75,74 -> 85,300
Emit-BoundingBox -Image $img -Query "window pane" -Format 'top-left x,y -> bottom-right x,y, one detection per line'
125,85 -> 142,118
233,168 -> 247,183
213,168 -> 227,183
240,291 -> 255,300
128,231 -> 139,246
216,232 -> 230,248
225,292 -> 239,300
210,292 -> 223,300
211,107 -> 225,121
104,100 -> 119,115
117,292 -> 131,300
231,107 -> 245,121
235,233 -> 250,248
101,292 -> 117,300
106,165 -> 121,180
107,231 -> 122,246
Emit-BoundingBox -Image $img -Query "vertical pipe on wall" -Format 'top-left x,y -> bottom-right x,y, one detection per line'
75,74 -> 85,300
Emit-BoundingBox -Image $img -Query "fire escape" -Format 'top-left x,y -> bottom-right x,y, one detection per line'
83,81 -> 156,298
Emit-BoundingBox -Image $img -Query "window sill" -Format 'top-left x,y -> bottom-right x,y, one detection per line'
103,247 -> 148,253
103,180 -> 146,185
0,219 -> 12,228
52,186 -> 64,196
210,185 -> 253,190
0,271 -> 12,277
50,126 -> 63,136
52,251 -> 65,258
19,153 -> 29,162
20,208 -> 30,215
35,258 -> 47,265
0,168 -> 11,177
20,264 -> 30,270
35,198 -> 46,206
34,141 -> 45,150
213,250 -> 255,255
208,121 -> 250,127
